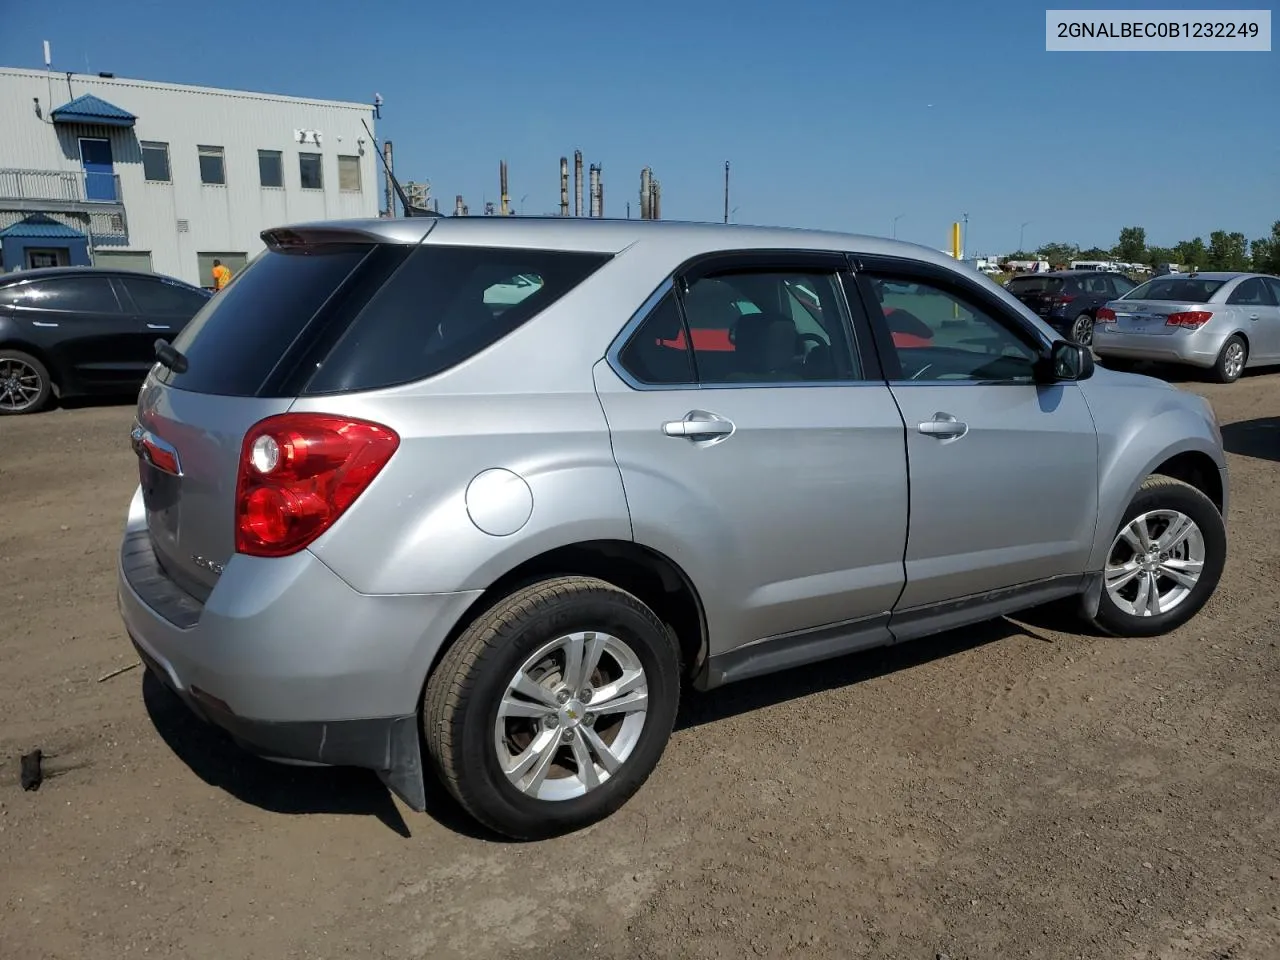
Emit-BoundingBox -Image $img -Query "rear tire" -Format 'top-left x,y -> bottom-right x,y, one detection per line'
423,576 -> 681,840
0,349 -> 52,415
1210,335 -> 1247,384
1091,475 -> 1225,638
1070,312 -> 1094,346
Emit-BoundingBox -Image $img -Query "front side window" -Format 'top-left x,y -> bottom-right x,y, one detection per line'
864,274 -> 1040,383
299,153 -> 323,190
122,278 -> 209,315
198,146 -> 225,185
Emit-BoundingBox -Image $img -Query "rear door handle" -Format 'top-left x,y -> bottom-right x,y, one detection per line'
918,412 -> 968,440
146,323 -> 171,330
662,410 -> 735,441
1247,314 -> 1259,321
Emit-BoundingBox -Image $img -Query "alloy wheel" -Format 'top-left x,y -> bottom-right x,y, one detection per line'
1223,341 -> 1245,381
494,630 -> 649,801
1072,314 -> 1094,346
1104,508 -> 1205,617
0,358 -> 44,413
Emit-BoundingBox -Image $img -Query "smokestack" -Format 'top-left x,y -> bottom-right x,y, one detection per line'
598,165 -> 605,218
588,163 -> 600,218
640,167 -> 651,220
383,140 -> 395,217
559,157 -> 569,217
454,194 -> 465,217
652,179 -> 661,220
499,160 -> 510,216
574,150 -> 583,217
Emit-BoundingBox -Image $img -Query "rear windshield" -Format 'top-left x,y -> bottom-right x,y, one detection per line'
160,244 -> 377,396
1005,277 -> 1064,294
159,242 -> 610,397
1122,277 -> 1225,303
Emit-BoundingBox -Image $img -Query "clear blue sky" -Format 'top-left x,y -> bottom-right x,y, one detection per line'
3,0 -> 1277,253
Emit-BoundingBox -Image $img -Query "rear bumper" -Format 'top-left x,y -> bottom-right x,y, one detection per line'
116,486 -> 482,808
1093,326 -> 1223,367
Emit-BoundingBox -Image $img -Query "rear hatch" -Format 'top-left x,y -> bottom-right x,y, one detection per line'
1105,276 -> 1227,336
132,222 -> 614,602
1005,276 -> 1066,317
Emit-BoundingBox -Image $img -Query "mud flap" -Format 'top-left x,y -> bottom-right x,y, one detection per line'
1079,571 -> 1104,620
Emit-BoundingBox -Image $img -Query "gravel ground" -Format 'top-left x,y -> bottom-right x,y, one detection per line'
1,375 -> 1278,960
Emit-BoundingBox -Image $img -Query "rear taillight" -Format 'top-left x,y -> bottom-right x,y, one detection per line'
1166,311 -> 1213,328
1096,307 -> 1117,323
1050,294 -> 1076,305
235,413 -> 400,557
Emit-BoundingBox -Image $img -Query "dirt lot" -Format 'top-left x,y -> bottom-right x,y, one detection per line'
1,376 -> 1278,960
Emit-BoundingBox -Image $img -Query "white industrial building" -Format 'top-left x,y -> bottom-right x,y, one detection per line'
0,67 -> 380,286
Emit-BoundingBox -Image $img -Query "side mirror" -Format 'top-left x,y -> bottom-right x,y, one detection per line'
1037,339 -> 1094,383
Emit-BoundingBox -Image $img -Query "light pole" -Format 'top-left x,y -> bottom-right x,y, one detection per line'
724,160 -> 730,224
892,214 -> 905,239
1020,221 -> 1032,253
961,212 -> 969,259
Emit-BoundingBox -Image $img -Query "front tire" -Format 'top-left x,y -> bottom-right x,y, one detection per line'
0,349 -> 52,415
423,576 -> 681,840
1092,476 -> 1225,638
1211,334 -> 1247,384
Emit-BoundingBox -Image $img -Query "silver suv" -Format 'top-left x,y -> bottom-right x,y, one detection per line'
118,218 -> 1228,839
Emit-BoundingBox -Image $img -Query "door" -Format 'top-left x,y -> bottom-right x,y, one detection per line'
79,138 -> 116,202
850,258 -> 1100,613
21,275 -> 138,388
594,253 -> 909,661
115,275 -> 212,361
1225,276 -> 1280,362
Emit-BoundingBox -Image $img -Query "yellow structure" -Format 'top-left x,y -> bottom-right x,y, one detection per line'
950,222 -> 961,259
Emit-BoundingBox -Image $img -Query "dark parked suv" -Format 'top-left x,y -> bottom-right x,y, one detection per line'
0,266 -> 210,415
1005,270 -> 1137,346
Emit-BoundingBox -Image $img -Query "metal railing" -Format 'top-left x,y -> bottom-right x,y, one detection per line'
0,168 -> 123,204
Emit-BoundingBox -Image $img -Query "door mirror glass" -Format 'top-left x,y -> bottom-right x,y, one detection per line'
1044,339 -> 1094,382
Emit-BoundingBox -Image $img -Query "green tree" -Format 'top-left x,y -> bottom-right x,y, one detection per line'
1078,247 -> 1111,261
1250,220 -> 1280,273
1173,238 -> 1207,270
1206,231 -> 1249,271
1036,242 -> 1078,265
1147,246 -> 1176,267
1114,226 -> 1147,263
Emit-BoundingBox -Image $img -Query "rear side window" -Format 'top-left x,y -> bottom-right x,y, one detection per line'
161,244 -> 376,396
301,245 -> 610,395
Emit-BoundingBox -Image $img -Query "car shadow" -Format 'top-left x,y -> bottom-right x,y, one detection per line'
56,393 -> 138,412
140,670 -> 489,841
1221,417 -> 1280,463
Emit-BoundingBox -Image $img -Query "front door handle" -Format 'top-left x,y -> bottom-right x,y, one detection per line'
146,323 -> 171,330
1247,314 -> 1259,321
918,412 -> 968,440
662,410 -> 735,441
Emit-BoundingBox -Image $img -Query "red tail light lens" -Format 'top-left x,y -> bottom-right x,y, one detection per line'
1096,307 -> 1117,323
1166,311 -> 1213,328
235,413 -> 400,557
1050,294 -> 1076,305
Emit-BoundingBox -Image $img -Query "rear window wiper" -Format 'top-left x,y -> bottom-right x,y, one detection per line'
154,339 -> 189,374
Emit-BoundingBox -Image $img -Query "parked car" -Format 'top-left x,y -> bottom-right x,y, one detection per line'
0,266 -> 211,415
1004,269 -> 1138,346
1094,271 -> 1280,383
117,218 -> 1229,840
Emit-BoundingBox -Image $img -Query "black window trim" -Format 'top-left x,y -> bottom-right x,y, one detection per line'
606,247 -> 883,391
848,253 -> 1055,387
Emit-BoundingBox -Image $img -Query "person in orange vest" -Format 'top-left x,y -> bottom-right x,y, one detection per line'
211,259 -> 232,291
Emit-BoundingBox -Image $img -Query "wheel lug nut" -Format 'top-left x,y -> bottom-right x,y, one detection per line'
544,715 -> 557,729
584,713 -> 595,726
561,729 -> 575,743
556,689 -> 570,704
579,688 -> 593,703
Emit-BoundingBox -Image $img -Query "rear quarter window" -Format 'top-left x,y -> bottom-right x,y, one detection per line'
300,245 -> 611,395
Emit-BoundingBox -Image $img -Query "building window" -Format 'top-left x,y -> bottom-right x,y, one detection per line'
338,155 -> 361,192
141,141 -> 171,182
198,146 -> 226,185
298,152 -> 323,190
258,150 -> 284,188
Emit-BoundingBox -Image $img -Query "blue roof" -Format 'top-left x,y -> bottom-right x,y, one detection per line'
0,214 -> 87,240
51,93 -> 136,128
